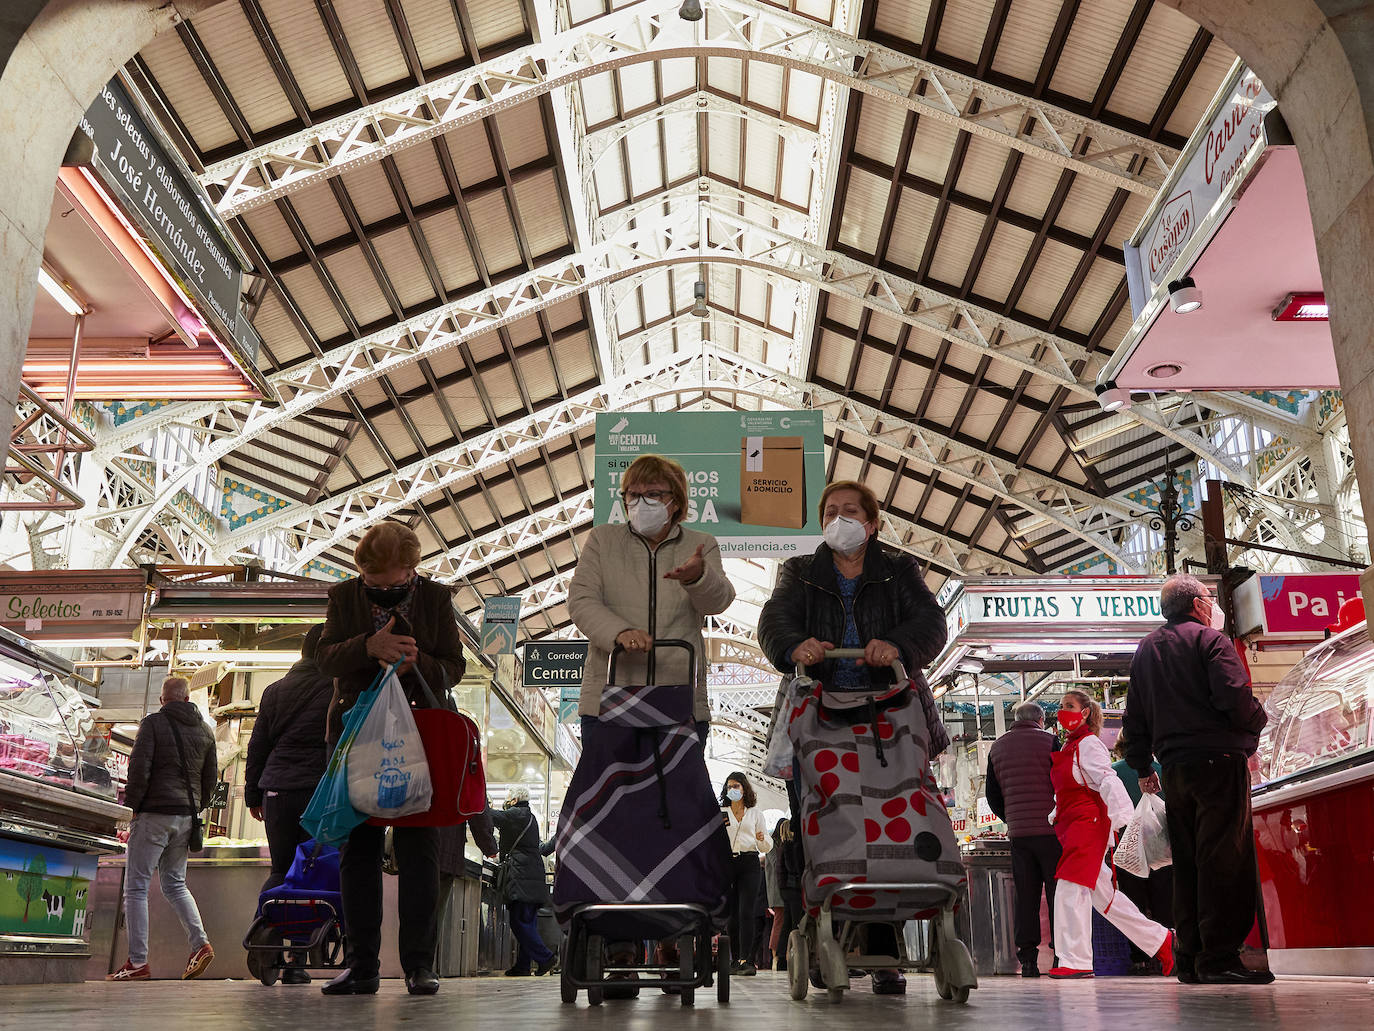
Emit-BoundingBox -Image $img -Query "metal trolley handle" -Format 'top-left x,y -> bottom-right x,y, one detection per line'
795,646 -> 908,683
607,637 -> 696,687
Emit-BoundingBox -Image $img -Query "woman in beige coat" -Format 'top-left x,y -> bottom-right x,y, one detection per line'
569,453 -> 735,739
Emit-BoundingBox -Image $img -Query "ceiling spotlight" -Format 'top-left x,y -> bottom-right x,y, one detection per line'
1167,275 -> 1203,314
679,0 -> 704,20
691,279 -> 710,318
1096,379 -> 1133,412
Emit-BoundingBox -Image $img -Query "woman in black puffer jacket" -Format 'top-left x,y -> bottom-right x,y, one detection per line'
489,787 -> 555,977
757,479 -> 949,995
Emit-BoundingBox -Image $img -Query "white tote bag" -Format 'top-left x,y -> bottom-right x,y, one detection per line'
347,668 -> 434,818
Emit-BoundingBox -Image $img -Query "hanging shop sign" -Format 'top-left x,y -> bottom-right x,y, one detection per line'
69,75 -> 255,364
955,584 -> 1166,627
1124,63 -> 1275,314
1232,572 -> 1363,641
0,570 -> 147,645
522,641 -> 588,690
593,411 -> 826,557
479,596 -> 522,656
558,686 -> 581,725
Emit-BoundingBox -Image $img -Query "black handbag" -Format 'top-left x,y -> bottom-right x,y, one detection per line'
165,717 -> 207,852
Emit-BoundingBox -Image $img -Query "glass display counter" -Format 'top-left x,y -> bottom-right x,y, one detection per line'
1251,620 -> 1374,977
0,626 -> 131,982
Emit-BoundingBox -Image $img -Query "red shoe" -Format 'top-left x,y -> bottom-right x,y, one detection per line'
1048,967 -> 1094,979
1156,932 -> 1176,977
106,960 -> 151,981
182,942 -> 215,979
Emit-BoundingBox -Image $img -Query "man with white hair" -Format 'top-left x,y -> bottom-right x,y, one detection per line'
1125,573 -> 1270,985
986,700 -> 1061,977
107,676 -> 217,981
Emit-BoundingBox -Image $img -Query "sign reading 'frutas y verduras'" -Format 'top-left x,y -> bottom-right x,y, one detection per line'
593,411 -> 826,557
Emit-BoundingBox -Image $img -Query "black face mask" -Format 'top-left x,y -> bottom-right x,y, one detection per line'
364,580 -> 412,609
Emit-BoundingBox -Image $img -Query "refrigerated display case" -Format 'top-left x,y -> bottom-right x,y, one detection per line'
0,626 -> 131,982
1251,620 -> 1374,977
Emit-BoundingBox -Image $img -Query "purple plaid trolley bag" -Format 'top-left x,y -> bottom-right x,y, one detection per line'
553,639 -> 732,1006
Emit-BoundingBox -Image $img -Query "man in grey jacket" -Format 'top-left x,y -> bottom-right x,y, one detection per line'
108,676 -> 217,981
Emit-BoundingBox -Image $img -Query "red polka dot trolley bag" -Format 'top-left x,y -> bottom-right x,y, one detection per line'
782,648 -> 976,1003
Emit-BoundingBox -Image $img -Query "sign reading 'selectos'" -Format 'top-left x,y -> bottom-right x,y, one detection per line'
593,411 -> 826,557
74,76 -> 244,340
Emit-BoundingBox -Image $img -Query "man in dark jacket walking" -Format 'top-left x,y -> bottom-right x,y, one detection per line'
245,625 -> 333,891
108,676 -> 217,982
1124,574 -> 1270,985
986,701 -> 1060,977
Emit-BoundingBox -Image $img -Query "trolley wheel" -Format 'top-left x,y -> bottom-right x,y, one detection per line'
679,933 -> 696,1007
244,923 -> 282,987
827,987 -> 845,1004
586,934 -> 604,1006
950,984 -> 971,1004
559,941 -> 576,1004
930,925 -> 952,1000
787,929 -> 809,1001
717,934 -> 731,1004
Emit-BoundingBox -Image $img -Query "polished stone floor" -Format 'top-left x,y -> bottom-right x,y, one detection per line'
4,971 -> 1369,1029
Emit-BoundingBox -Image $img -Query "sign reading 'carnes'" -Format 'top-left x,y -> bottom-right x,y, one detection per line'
1126,63 -> 1275,314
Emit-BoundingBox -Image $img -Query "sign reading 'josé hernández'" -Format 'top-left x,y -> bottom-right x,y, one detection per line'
74,76 -> 244,340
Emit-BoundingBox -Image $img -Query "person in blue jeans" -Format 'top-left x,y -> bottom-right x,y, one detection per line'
490,787 -> 555,976
108,676 -> 217,981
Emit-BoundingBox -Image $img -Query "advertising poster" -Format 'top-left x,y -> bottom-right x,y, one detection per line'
593,411 -> 826,557
0,839 -> 96,937
480,596 -> 522,655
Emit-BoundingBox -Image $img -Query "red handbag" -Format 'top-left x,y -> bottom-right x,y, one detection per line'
367,670 -> 487,828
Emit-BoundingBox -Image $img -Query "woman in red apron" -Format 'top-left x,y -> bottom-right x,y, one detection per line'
1048,690 -> 1174,979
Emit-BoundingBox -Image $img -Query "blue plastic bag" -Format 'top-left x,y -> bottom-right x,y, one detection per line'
300,663 -> 395,846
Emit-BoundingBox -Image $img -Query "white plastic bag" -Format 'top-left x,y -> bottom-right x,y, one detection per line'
1139,793 -> 1172,870
347,668 -> 433,818
1115,794 -> 1170,876
762,676 -> 803,779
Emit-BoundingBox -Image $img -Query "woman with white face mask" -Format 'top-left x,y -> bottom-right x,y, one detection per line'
719,771 -> 771,976
568,453 -> 735,737
756,480 -> 950,996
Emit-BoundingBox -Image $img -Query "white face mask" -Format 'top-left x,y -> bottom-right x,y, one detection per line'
726,787 -> 743,802
628,496 -> 671,537
1209,598 -> 1226,631
824,514 -> 869,556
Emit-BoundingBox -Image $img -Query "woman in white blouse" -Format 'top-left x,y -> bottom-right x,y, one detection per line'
720,771 -> 772,976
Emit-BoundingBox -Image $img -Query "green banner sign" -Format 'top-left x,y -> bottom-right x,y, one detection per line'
594,411 -> 826,557
479,596 -> 521,655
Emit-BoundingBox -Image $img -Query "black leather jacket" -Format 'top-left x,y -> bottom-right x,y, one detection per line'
758,541 -> 950,756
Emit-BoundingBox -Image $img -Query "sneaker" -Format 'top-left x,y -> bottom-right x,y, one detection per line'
1021,960 -> 1040,978
1048,967 -> 1093,979
281,967 -> 311,985
1155,932 -> 1176,978
535,957 -> 556,976
183,943 -> 214,980
740,961 -> 757,976
106,960 -> 150,981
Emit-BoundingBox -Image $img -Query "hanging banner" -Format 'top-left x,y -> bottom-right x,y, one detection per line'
558,686 -> 581,725
593,411 -> 826,557
522,641 -> 589,689
479,596 -> 521,656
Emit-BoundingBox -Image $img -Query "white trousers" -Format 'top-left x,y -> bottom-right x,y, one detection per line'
1054,856 -> 1168,971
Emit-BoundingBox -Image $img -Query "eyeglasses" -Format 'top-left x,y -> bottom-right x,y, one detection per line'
620,489 -> 672,504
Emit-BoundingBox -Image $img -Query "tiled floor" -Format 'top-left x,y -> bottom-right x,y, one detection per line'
5,970 -> 1370,1030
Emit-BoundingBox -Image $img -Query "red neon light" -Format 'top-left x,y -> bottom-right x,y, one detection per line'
1272,292 -> 1328,321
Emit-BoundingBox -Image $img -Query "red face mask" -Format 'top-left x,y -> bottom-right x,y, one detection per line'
1057,709 -> 1086,732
